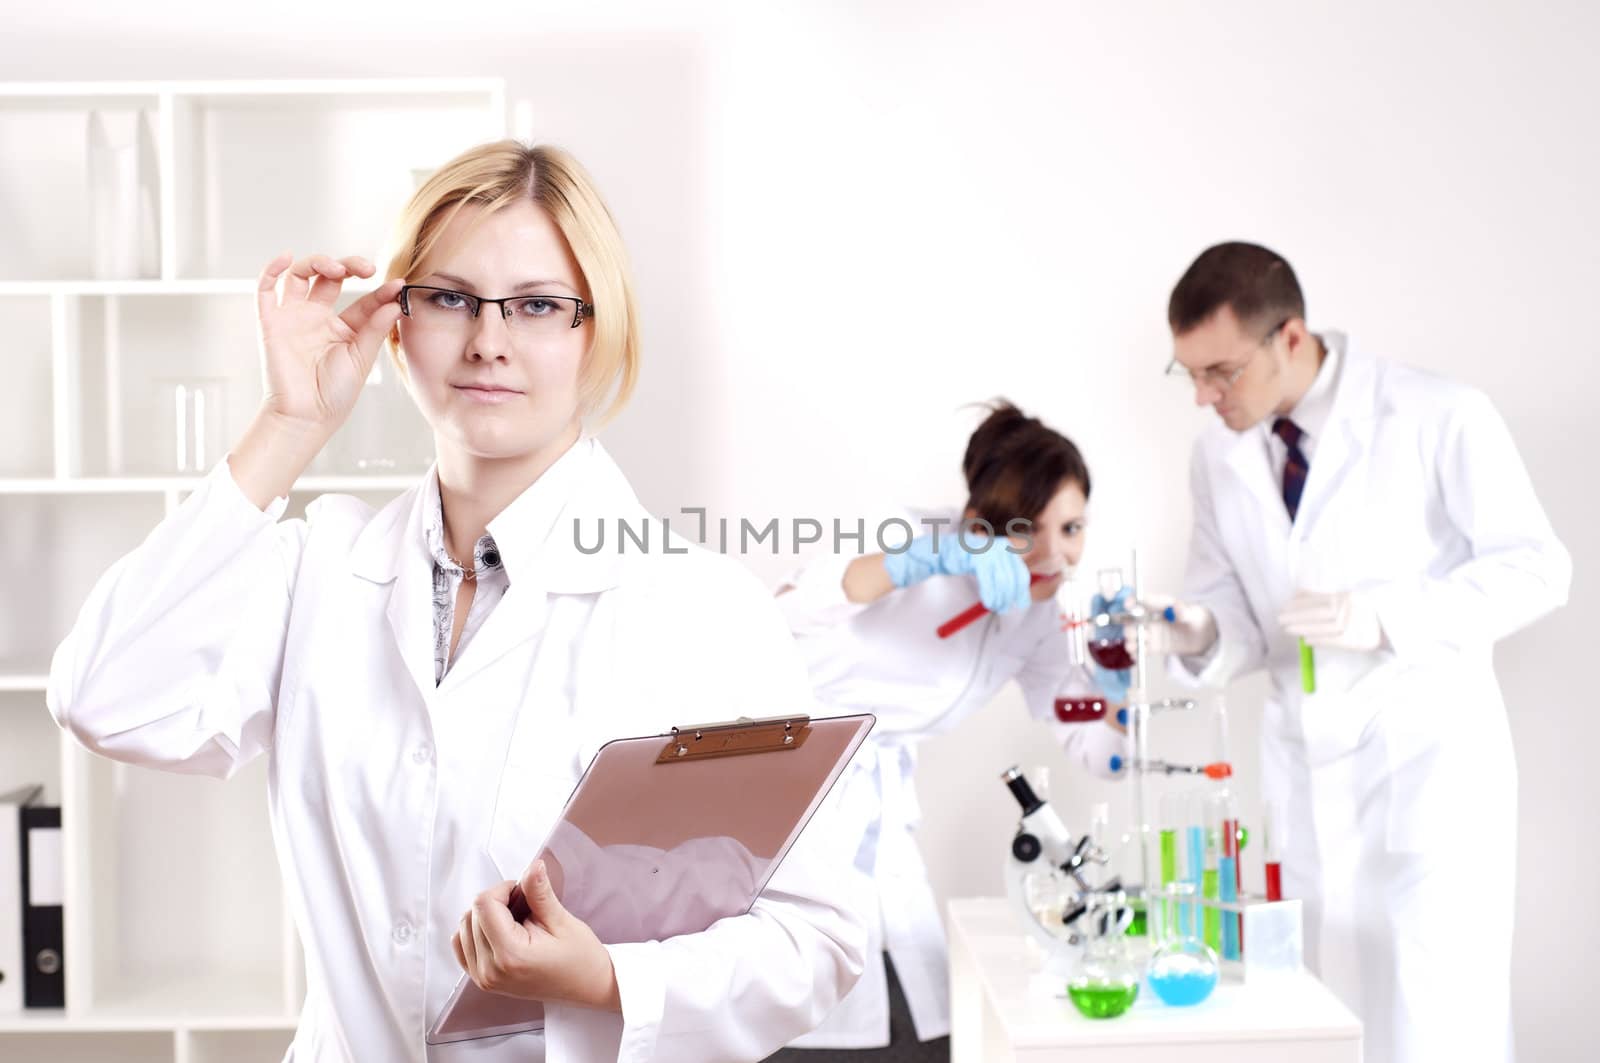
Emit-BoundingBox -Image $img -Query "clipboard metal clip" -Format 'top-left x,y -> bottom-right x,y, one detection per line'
658,714 -> 812,764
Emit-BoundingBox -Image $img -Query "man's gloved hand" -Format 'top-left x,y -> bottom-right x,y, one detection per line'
1137,595 -> 1220,657
1277,590 -> 1384,651
884,529 -> 1033,614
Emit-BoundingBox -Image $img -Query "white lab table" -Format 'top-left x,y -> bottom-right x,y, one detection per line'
948,898 -> 1362,1062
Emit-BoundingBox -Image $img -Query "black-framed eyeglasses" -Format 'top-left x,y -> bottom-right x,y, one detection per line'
1164,317 -> 1290,391
398,285 -> 593,333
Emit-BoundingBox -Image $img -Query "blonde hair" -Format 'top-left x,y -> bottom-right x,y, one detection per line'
384,141 -> 640,421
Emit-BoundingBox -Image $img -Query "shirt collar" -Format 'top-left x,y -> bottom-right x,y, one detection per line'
354,435 -> 638,592
1262,330 -> 1343,445
423,473 -> 505,578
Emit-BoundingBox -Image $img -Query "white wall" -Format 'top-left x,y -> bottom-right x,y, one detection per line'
5,1 -> 1594,1058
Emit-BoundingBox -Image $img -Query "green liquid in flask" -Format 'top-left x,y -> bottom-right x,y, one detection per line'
1067,980 -> 1140,1019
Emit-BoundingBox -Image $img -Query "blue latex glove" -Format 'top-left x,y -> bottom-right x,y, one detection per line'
884,530 -> 1032,614
1090,588 -> 1132,705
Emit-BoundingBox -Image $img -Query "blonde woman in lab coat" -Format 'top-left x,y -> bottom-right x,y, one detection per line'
768,403 -> 1129,1061
47,141 -> 866,1063
1152,242 -> 1571,1063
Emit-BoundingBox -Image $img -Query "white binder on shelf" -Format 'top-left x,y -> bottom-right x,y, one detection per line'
0,784 -> 44,1013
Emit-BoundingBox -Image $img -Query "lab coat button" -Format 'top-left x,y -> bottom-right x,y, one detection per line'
392,921 -> 413,945
412,745 -> 433,765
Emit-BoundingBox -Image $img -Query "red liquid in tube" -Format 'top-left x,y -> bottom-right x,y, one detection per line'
1265,861 -> 1283,902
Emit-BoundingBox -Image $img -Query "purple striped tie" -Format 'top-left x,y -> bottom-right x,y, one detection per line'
1273,417 -> 1308,521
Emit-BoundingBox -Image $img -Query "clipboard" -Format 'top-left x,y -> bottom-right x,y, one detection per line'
426,712 -> 875,1045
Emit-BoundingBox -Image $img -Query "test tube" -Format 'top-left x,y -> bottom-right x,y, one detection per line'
1210,790 -> 1241,961
1201,822 -> 1220,952
1264,798 -> 1284,902
1184,790 -> 1205,940
1158,791 -> 1181,937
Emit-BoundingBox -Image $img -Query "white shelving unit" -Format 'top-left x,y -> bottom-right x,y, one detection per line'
0,78 -> 505,1061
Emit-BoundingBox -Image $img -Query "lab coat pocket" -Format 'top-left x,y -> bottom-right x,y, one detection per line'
1377,662 -> 1506,853
1295,650 -> 1392,766
1296,688 -> 1380,767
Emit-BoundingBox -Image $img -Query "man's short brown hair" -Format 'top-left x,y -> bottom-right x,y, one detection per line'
1168,241 -> 1305,336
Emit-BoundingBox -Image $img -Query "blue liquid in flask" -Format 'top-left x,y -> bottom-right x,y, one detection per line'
1147,952 -> 1219,1007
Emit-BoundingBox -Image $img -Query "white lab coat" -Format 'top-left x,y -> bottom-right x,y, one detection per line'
47,437 -> 868,1063
1175,334 -> 1570,1063
775,547 -> 1126,1048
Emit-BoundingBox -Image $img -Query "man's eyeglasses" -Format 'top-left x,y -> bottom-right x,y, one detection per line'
398,286 -> 593,335
1165,318 -> 1289,390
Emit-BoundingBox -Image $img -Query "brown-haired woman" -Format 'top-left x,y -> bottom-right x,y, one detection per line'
769,401 -> 1129,1061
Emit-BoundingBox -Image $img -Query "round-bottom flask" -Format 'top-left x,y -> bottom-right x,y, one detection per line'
1145,880 -> 1219,1007
1066,890 -> 1140,1019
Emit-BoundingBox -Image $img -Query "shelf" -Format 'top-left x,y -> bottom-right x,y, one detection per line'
0,77 -> 502,1054
0,95 -> 162,282
75,760 -> 290,1018
0,294 -> 52,476
0,1029 -> 172,1062
0,675 -> 49,691
0,78 -> 502,100
0,691 -> 60,803
169,89 -> 501,279
1,494 -> 168,675
0,475 -> 418,495
0,278 -> 380,296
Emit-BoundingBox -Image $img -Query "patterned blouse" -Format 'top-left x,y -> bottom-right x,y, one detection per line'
423,474 -> 509,684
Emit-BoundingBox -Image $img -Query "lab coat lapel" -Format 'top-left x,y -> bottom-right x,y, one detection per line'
1222,427 -> 1292,540
438,439 -> 631,692
384,547 -> 441,702
1291,337 -> 1376,540
348,478 -> 444,704
1217,427 -> 1294,609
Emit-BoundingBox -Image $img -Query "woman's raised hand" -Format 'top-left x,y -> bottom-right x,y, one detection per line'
255,252 -> 405,431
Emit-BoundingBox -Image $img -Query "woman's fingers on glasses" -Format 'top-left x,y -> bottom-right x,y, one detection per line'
340,280 -> 405,335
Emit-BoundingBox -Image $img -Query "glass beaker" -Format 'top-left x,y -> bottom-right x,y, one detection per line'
1066,890 -> 1140,1019
1088,567 -> 1136,670
1146,879 -> 1220,1007
1055,580 -> 1108,722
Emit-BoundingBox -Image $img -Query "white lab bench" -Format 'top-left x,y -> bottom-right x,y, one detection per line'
948,898 -> 1362,1062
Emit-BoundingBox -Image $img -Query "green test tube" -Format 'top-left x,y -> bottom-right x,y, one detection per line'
1299,638 -> 1316,694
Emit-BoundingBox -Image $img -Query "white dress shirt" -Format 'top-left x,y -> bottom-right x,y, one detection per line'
1260,330 -> 1345,478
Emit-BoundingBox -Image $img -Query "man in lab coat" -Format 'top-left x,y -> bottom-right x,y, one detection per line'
1154,242 -> 1570,1063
